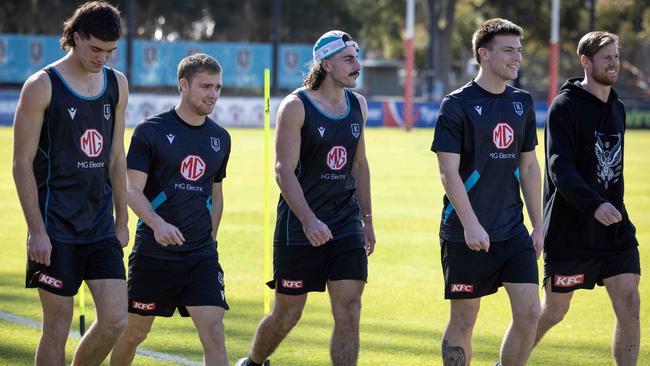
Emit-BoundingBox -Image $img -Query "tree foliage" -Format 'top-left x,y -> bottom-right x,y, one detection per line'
1,0 -> 649,95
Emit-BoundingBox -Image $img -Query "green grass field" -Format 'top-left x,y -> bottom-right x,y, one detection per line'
0,126 -> 648,365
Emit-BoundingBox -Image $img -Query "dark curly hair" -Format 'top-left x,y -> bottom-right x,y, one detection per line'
60,1 -> 121,51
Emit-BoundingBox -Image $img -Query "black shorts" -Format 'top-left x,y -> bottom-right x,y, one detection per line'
127,253 -> 228,317
26,237 -> 126,297
544,246 -> 640,293
267,234 -> 368,295
441,231 -> 538,299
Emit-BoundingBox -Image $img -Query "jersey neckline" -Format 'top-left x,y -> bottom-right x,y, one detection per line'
51,66 -> 108,101
301,89 -> 351,120
171,107 -> 208,130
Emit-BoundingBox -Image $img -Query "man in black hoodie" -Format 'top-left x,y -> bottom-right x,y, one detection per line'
534,32 -> 640,365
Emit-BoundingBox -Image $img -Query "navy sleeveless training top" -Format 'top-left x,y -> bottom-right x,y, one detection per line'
33,66 -> 119,243
274,88 -> 365,246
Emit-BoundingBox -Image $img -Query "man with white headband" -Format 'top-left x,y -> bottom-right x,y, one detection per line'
236,30 -> 375,366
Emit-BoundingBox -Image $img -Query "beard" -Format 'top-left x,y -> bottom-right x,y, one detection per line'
592,67 -> 618,86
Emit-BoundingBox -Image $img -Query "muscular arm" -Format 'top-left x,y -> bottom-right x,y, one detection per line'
127,169 -> 184,246
350,93 -> 375,255
13,72 -> 53,265
110,71 -> 129,246
518,150 -> 543,257
210,182 -> 224,240
275,95 -> 332,246
436,152 -> 489,251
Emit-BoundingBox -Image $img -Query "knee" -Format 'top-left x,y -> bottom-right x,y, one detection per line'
199,321 -> 226,348
121,324 -> 151,346
448,302 -> 480,334
99,313 -> 128,337
449,316 -> 477,335
271,306 -> 303,332
618,289 -> 641,321
541,302 -> 568,326
513,302 -> 541,328
333,298 -> 362,326
41,320 -> 71,345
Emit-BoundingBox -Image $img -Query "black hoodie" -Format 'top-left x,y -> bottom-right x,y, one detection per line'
543,78 -> 637,261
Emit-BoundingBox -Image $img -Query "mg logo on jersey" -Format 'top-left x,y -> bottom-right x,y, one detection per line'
554,274 -> 585,287
80,129 -> 104,158
450,283 -> 474,293
326,146 -> 347,170
38,273 -> 63,289
132,301 -> 156,311
180,155 -> 206,181
281,279 -> 304,289
493,122 -> 514,149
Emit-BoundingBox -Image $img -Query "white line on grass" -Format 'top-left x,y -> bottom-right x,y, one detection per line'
0,310 -> 201,366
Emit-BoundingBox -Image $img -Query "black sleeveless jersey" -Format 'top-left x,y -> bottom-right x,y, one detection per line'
274,88 -> 364,246
127,108 -> 231,259
33,66 -> 119,244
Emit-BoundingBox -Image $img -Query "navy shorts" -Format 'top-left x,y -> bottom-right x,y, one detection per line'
127,253 -> 228,317
441,231 -> 538,299
26,236 -> 125,296
544,246 -> 640,293
267,234 -> 368,295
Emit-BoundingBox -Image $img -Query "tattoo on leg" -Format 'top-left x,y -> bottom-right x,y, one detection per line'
442,339 -> 466,366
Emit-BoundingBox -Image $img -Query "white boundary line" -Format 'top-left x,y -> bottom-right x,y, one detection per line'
0,310 -> 201,366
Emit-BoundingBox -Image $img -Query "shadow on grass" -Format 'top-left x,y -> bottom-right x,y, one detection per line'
0,341 -> 34,366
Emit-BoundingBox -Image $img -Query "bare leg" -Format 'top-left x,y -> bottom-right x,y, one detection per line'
248,292 -> 308,363
187,306 -> 229,366
328,280 -> 365,366
500,283 -> 541,366
441,299 -> 480,366
534,281 -> 572,345
36,289 -> 74,366
72,279 -> 128,366
604,273 -> 640,366
109,313 -> 155,366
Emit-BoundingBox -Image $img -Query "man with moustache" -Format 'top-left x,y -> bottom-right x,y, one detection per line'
533,31 -> 640,366
236,30 -> 375,366
110,53 -> 231,366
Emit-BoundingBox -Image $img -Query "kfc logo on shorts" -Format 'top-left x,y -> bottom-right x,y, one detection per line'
132,301 -> 156,311
80,129 -> 104,157
281,279 -> 304,289
38,273 -> 63,289
326,146 -> 347,170
180,155 -> 206,181
450,283 -> 474,293
554,274 -> 585,288
493,122 -> 514,149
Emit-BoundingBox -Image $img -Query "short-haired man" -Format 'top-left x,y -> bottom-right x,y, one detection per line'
110,53 -> 231,366
432,18 -> 542,366
236,30 -> 375,366
533,31 -> 640,365
13,1 -> 129,365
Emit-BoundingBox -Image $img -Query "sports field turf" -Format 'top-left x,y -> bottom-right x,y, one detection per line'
0,126 -> 647,365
